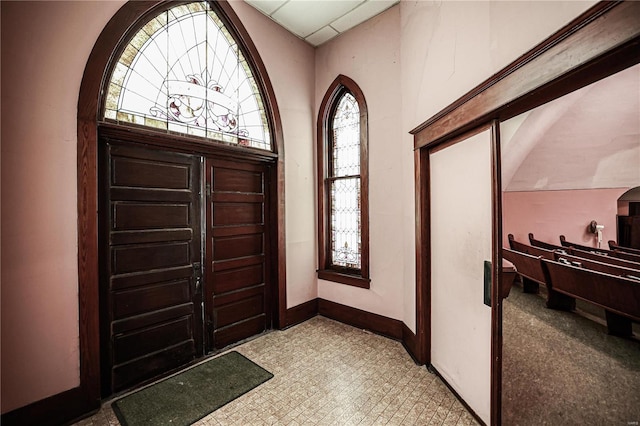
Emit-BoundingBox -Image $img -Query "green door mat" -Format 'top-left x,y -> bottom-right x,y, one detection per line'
112,351 -> 273,426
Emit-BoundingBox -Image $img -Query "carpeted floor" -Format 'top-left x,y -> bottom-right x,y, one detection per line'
502,282 -> 640,425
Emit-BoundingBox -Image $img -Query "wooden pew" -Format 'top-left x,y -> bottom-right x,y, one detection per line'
508,234 -> 554,258
553,251 -> 640,277
609,240 -> 640,255
559,234 -> 609,253
506,234 -> 555,293
560,235 -> 640,263
540,259 -> 640,337
528,233 -> 563,250
567,247 -> 640,270
503,248 -> 546,294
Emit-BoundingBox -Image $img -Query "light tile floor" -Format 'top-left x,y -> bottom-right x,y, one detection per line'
74,316 -> 478,425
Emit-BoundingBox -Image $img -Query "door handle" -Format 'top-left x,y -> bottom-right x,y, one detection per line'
192,262 -> 202,294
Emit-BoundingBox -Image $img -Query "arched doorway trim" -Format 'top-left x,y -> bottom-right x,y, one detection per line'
77,0 -> 285,412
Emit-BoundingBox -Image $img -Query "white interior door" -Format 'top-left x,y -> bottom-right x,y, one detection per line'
430,127 -> 493,424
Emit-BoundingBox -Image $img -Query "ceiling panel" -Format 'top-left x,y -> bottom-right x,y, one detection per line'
306,26 -> 340,46
245,0 -> 288,15
271,0 -> 362,38
331,0 -> 397,32
245,0 -> 399,46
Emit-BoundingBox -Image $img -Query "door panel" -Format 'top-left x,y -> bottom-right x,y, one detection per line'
101,143 -> 203,395
206,158 -> 270,350
430,127 -> 493,424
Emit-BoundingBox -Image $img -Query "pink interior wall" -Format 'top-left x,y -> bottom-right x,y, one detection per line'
1,0 -> 314,414
503,188 -> 629,249
228,2 -> 317,309
315,5 -> 404,321
1,1 -> 125,413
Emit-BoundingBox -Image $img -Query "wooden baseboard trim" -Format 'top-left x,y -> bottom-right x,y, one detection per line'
401,322 -> 421,364
428,364 -> 486,426
284,299 -> 319,328
317,298 -> 403,340
1,386 -> 99,426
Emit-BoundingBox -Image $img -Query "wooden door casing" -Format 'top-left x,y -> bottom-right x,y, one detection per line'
205,158 -> 271,350
100,143 -> 203,395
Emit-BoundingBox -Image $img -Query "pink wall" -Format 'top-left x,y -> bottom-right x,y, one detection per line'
1,0 -> 126,413
228,2 -> 317,309
315,5 -> 404,321
1,0 -> 314,413
503,188 -> 629,249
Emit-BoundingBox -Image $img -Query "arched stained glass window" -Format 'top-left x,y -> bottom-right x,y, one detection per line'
104,2 -> 271,151
330,93 -> 361,269
317,75 -> 369,288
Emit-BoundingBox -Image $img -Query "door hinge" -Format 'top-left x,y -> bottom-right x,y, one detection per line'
205,183 -> 211,198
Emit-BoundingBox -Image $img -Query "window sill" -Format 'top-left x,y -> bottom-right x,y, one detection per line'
317,270 -> 370,289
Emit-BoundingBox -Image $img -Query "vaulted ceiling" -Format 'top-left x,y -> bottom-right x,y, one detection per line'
502,64 -> 640,192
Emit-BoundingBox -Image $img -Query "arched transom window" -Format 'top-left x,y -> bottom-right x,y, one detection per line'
104,1 -> 271,151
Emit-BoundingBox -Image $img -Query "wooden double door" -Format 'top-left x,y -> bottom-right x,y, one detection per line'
100,141 -> 273,395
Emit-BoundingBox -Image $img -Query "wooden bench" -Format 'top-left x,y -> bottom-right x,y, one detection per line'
503,248 -> 545,294
506,234 -> 556,293
564,247 -> 640,271
540,258 -> 640,337
553,251 -> 640,277
608,240 -> 640,255
560,235 -> 640,263
508,234 -> 554,258
528,233 -> 562,250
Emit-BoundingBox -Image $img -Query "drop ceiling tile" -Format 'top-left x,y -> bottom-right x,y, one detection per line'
305,25 -> 340,46
272,0 -> 362,38
244,0 -> 288,16
331,0 -> 398,32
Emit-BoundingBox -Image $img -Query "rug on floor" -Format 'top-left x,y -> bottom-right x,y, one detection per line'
112,351 -> 273,426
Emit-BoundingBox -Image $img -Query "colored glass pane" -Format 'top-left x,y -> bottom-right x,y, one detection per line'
104,1 -> 271,151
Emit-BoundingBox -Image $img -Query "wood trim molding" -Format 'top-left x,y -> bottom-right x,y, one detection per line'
411,1 -> 640,149
413,148 -> 430,365
401,323 -> 420,364
318,299 -> 402,340
0,387 -> 95,426
285,299 -> 319,328
489,121 -> 503,426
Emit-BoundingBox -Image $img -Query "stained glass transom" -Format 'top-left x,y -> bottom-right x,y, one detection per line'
330,92 -> 361,270
104,2 -> 271,150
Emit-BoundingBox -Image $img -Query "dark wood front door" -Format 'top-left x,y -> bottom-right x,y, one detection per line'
100,143 -> 203,395
205,158 -> 271,349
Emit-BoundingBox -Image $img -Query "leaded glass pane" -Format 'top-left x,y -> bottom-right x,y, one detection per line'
329,91 -> 362,270
105,1 -> 271,151
331,93 -> 360,177
330,177 -> 361,269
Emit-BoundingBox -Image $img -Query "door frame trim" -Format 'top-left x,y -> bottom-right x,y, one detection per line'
77,0 -> 286,408
410,2 -> 640,425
